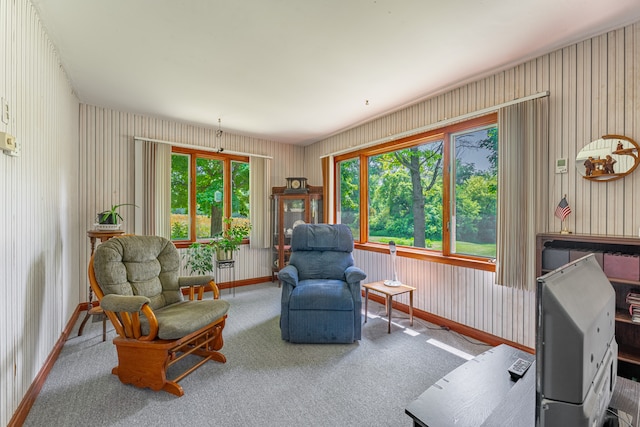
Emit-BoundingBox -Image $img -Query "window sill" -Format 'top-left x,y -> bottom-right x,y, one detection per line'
173,239 -> 250,250
354,242 -> 496,272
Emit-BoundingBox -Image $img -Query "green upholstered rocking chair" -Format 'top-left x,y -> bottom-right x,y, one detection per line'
88,235 -> 230,396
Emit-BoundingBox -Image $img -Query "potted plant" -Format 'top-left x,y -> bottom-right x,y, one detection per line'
212,217 -> 252,260
96,203 -> 138,229
182,242 -> 216,275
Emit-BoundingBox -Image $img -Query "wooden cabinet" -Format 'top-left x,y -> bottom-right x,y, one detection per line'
271,186 -> 323,280
536,232 -> 640,378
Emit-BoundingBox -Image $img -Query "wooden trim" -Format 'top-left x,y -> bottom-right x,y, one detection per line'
334,114 -> 497,162
355,242 -> 496,272
223,159 -> 232,218
363,292 -> 534,354
217,276 -> 273,289
171,145 -> 249,162
322,156 -> 330,222
333,113 -> 498,263
178,276 -> 274,293
171,146 -> 250,244
359,155 -> 368,243
189,154 -> 197,241
442,132 -> 452,255
8,306 -> 82,427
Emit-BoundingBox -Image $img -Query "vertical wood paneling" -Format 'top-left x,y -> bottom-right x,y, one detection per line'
609,29 -> 626,236
77,105 -> 303,298
307,22 -> 640,350
1,0 -> 79,424
626,24 -> 639,237
4,6 -> 640,421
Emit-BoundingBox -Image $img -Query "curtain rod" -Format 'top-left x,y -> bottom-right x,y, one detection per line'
134,136 -> 273,159
321,91 -> 549,158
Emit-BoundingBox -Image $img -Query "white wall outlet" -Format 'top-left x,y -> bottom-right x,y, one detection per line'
1,97 -> 8,124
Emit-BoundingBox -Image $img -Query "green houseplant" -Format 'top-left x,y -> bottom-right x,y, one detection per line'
183,242 -> 216,276
97,203 -> 139,225
212,217 -> 252,260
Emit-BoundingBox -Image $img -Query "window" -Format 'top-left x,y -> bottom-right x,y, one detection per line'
335,114 -> 497,263
170,147 -> 250,246
336,157 -> 361,238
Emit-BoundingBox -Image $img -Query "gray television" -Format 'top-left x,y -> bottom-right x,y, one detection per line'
536,254 -> 618,427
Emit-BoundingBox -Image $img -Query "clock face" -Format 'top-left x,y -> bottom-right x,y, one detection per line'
284,177 -> 307,193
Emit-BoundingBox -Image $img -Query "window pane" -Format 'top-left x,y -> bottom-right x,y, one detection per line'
231,161 -> 251,238
452,126 -> 497,258
368,141 -> 444,249
231,161 -> 250,218
195,157 -> 224,239
337,158 -> 360,239
171,153 -> 190,240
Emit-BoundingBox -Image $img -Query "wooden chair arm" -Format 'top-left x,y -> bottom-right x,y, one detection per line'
181,279 -> 221,300
99,294 -> 159,341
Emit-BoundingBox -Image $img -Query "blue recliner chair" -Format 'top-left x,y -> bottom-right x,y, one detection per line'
279,224 -> 366,343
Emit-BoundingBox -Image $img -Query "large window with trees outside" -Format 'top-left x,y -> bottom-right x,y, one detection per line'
335,114 -> 497,262
170,147 -> 250,246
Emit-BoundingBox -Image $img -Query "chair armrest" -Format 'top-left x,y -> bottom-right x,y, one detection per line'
345,266 -> 366,283
179,275 -> 219,299
179,275 -> 214,288
100,294 -> 158,341
278,265 -> 299,287
101,294 -> 151,312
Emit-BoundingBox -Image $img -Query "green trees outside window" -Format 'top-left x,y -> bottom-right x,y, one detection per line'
337,157 -> 360,238
336,114 -> 497,260
170,148 -> 249,244
451,126 -> 497,257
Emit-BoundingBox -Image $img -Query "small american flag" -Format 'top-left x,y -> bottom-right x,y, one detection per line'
554,196 -> 572,221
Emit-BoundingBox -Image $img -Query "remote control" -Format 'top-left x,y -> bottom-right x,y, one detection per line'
508,358 -> 532,380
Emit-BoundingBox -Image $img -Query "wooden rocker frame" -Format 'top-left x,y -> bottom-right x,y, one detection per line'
88,257 -> 227,397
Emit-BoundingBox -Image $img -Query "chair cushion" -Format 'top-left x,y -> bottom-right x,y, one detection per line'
289,251 -> 354,281
289,280 -> 354,311
93,235 -> 182,310
288,310 -> 355,343
291,224 -> 354,252
141,299 -> 230,340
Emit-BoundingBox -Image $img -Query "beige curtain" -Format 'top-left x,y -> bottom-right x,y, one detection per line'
249,156 -> 271,248
134,139 -> 171,238
495,98 -> 548,291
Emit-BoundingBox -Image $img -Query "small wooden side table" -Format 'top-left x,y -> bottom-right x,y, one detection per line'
363,280 -> 416,333
77,229 -> 125,340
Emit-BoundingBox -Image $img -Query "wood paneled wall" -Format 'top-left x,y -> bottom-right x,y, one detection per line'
4,1 -> 639,421
306,22 -> 640,349
0,1 -> 80,424
77,105 -> 305,297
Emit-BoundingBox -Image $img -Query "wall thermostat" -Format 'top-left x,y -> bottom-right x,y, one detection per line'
556,158 -> 568,174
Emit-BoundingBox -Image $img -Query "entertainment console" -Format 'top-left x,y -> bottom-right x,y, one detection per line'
536,233 -> 640,379
405,344 -> 640,427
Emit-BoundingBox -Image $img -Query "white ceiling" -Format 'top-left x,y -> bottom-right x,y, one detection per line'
32,0 -> 640,145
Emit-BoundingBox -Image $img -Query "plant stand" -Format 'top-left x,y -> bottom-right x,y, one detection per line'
215,259 -> 236,297
78,229 -> 125,341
